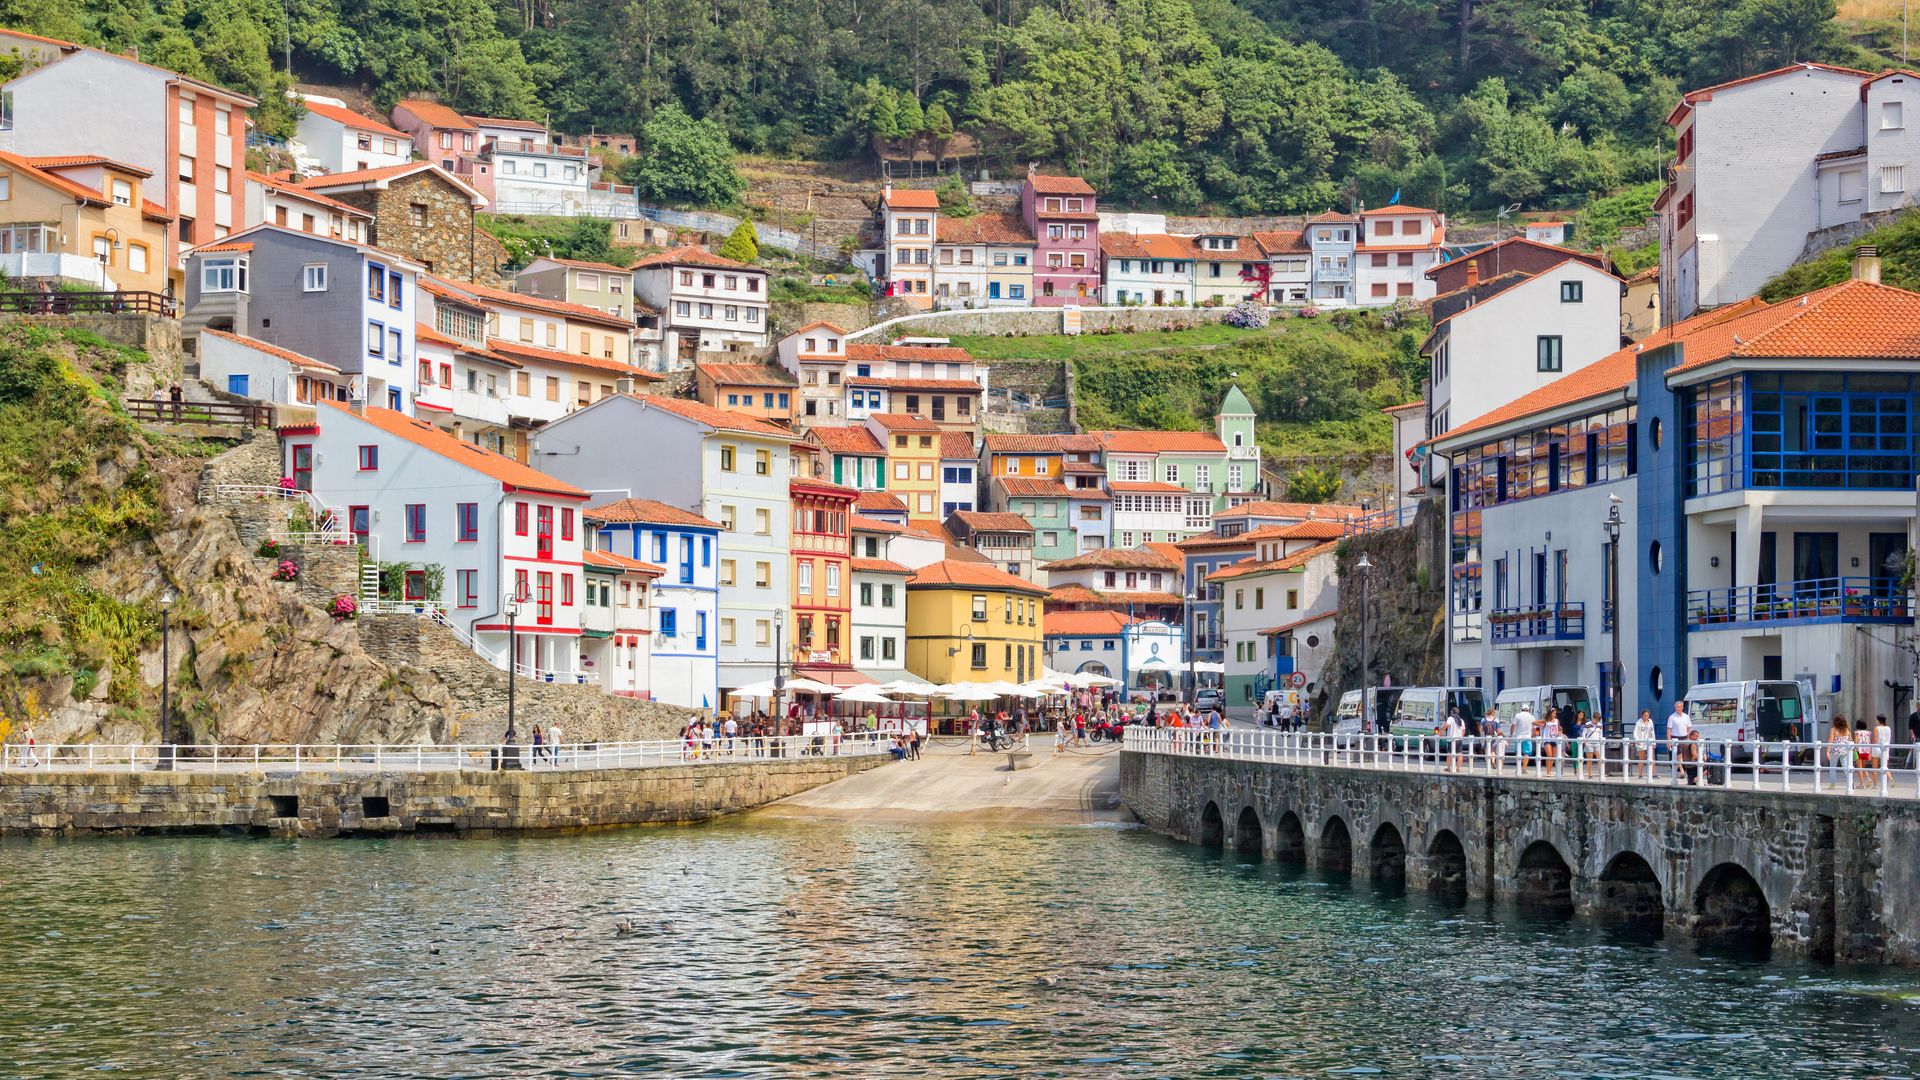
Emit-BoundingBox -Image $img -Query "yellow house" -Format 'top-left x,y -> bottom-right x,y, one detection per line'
982,433 -> 1063,479
0,151 -> 173,294
905,559 -> 1048,684
869,412 -> 944,518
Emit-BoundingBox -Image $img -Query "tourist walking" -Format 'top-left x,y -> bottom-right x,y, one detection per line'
1666,701 -> 1692,784
530,724 -> 546,766
1827,715 -> 1853,791
1443,708 -> 1466,773
1854,718 -> 1876,791
1540,708 -> 1563,776
168,381 -> 184,421
1512,703 -> 1537,776
1487,709 -> 1506,772
1632,710 -> 1657,780
548,722 -> 564,768
19,722 -> 39,768
1874,715 -> 1893,789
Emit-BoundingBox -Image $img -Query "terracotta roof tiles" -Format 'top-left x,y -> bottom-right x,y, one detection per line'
1097,430 -> 1227,454
326,402 -> 584,498
698,362 -> 795,387
1039,547 -> 1178,572
1044,610 -> 1138,636
949,510 -> 1034,533
198,329 -> 341,374
583,497 -> 720,528
811,426 -> 885,455
629,244 -> 753,270
908,559 -> 1048,594
1026,174 -> 1095,195
300,99 -> 409,137
936,211 -> 1033,245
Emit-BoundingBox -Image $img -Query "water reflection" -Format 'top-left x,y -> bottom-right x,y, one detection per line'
1,822 -> 1917,1078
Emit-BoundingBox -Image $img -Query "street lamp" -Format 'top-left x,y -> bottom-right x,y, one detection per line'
1184,590 -> 1199,704
502,588 -> 524,770
1355,552 -> 1373,734
773,609 -> 786,734
157,587 -> 176,771
1605,497 -> 1624,739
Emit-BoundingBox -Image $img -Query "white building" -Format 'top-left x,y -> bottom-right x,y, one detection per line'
294,98 -> 414,175
1098,233 -> 1194,306
244,170 -> 372,243
851,517 -> 913,677
1421,258 -> 1624,438
1354,206 -> 1445,306
877,185 -> 939,306
1254,229 -> 1311,304
940,432 -> 978,516
281,401 -> 593,682
198,329 -> 349,405
1211,537 -> 1340,714
585,497 -> 724,711
1304,212 -> 1358,305
532,394 -> 795,691
630,246 -> 769,366
776,322 -> 851,425
581,549 -> 662,698
1659,63 -> 1920,321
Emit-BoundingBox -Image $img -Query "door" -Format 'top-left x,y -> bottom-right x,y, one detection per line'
403,570 -> 426,601
1870,532 -> 1908,588
349,505 -> 370,545
535,572 -> 554,625
1792,532 -> 1838,588
536,506 -> 554,559
290,445 -> 313,492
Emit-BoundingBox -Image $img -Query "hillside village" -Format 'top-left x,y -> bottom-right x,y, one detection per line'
0,20 -> 1915,736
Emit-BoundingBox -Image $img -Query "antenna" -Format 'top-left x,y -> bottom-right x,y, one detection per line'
1494,204 -> 1520,277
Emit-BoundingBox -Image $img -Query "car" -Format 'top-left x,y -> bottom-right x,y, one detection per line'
1194,688 -> 1224,711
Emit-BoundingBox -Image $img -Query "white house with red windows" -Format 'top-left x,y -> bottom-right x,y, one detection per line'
280,400 -> 595,683
1353,206 -> 1444,305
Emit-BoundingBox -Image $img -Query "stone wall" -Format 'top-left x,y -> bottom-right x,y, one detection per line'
330,173 -> 511,286
1314,502 -> 1445,715
1799,207 -> 1914,261
0,754 -> 890,837
850,304 -> 1238,342
1122,749 -> 1920,965
0,313 -> 182,382
771,301 -> 874,336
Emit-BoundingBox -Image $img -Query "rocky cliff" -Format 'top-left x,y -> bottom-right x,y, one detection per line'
1314,500 -> 1447,717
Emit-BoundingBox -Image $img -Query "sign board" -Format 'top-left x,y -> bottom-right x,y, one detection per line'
1061,307 -> 1083,335
1287,672 -> 1307,688
808,651 -> 833,663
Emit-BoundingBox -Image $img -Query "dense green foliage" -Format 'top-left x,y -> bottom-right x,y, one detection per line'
615,104 -> 746,207
719,220 -> 761,263
476,214 -> 638,269
5,0 -> 1879,211
1760,211 -> 1920,300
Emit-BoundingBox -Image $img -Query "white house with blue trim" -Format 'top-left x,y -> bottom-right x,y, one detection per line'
585,498 -> 723,711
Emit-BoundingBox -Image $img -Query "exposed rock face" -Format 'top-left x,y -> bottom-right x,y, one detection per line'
1314,500 -> 1446,718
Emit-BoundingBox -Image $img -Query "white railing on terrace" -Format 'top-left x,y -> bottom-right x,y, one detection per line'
421,607 -> 598,685
205,483 -> 345,545
0,732 -> 897,775
1123,726 -> 1920,799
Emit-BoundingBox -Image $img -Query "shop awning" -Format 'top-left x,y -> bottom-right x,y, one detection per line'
792,665 -> 877,688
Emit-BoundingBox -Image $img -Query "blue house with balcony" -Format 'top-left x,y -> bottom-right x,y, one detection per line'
585,498 -> 722,711
1432,261 -> 1917,732
1042,611 -> 1185,698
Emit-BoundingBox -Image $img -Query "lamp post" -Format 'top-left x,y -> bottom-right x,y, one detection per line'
502,589 -> 524,770
1605,499 -> 1624,740
1355,552 -> 1373,734
773,609 -> 786,736
1185,589 -> 1199,705
157,587 -> 175,771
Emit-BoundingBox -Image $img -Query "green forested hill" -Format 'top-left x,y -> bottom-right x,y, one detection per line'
0,0 -> 1892,213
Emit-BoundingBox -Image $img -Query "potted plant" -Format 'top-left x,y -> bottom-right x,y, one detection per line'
330,594 -> 357,620
1844,588 -> 1867,617
271,559 -> 298,582
256,538 -> 283,559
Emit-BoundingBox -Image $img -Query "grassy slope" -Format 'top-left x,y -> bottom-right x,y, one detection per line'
1759,208 -> 1920,300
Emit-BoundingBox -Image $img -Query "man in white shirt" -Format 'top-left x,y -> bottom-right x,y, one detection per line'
1443,710 -> 1467,773
1667,702 -> 1693,784
1512,705 -> 1536,774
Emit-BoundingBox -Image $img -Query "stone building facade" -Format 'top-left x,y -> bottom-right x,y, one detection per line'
322,170 -> 510,286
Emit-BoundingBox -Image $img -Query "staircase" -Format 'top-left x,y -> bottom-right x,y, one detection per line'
358,560 -> 382,611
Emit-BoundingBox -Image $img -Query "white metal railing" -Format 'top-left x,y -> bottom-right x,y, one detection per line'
206,483 -> 345,545
421,607 -> 599,685
0,732 -> 897,775
1123,726 -> 1920,799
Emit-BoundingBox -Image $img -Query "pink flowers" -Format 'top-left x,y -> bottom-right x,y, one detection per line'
330,594 -> 357,620
278,476 -> 297,492
272,560 -> 299,582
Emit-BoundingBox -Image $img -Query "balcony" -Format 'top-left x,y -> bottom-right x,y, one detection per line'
1687,577 -> 1911,630
1488,602 -> 1585,645
1314,265 -> 1352,282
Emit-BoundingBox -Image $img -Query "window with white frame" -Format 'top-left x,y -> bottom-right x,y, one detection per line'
201,257 -> 247,292
303,264 -> 328,292
1883,164 -> 1907,193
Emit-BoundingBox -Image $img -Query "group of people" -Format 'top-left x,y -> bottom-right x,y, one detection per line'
1256,698 -> 1312,731
1826,715 -> 1897,790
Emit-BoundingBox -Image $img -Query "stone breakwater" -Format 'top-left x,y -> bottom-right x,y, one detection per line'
0,756 -> 891,838
1122,749 -> 1920,966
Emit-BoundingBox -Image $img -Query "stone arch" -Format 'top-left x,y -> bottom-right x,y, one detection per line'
1693,862 -> 1771,957
1318,815 -> 1354,879
1273,810 -> 1306,865
1596,850 -> 1665,934
1198,801 -> 1224,850
1426,829 -> 1468,904
1234,805 -> 1263,857
1515,840 -> 1574,919
1369,822 -> 1407,894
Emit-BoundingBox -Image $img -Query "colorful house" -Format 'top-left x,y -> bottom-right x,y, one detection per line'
245,170 -> 372,245
939,431 -> 979,516
580,549 -> 664,699
904,560 -> 1048,684
1190,233 -> 1267,305
871,413 -> 944,518
938,211 -> 1035,306
298,163 -> 507,286
1099,232 -> 1194,306
776,322 -> 852,424
1021,172 -> 1100,305
878,184 -> 938,306
295,98 -> 414,175
586,497 -> 724,710
695,362 -> 797,423
0,150 -> 173,292
789,476 -> 859,681
990,477 -> 1076,565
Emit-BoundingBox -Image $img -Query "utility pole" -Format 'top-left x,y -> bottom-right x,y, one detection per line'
1606,498 -> 1624,741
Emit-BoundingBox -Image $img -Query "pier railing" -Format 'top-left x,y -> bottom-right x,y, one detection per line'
1123,726 -> 1920,799
0,732 -> 897,775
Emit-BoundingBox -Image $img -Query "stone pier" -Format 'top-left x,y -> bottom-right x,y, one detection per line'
0,755 -> 891,838
1122,749 -> 1920,966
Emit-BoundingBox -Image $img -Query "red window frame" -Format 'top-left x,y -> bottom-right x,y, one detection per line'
514,568 -> 529,604
560,507 -> 575,541
349,505 -> 370,542
403,570 -> 426,600
515,502 -> 529,536
457,502 -> 479,542
561,574 -> 574,606
404,503 -> 426,543
536,505 -> 554,559
535,572 -> 554,624
357,445 -> 378,471
457,569 -> 478,609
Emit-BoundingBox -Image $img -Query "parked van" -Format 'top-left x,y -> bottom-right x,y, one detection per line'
1334,687 -> 1404,734
1683,681 -> 1817,761
1495,685 -> 1597,735
1391,687 -> 1489,740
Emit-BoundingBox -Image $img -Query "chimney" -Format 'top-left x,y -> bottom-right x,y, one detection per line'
1853,245 -> 1882,284
1465,259 -> 1480,288
349,398 -> 366,417
882,181 -> 892,203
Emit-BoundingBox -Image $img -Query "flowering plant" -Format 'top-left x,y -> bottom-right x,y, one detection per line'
278,476 -> 297,492
272,560 -> 299,582
330,594 -> 357,620
255,538 -> 283,559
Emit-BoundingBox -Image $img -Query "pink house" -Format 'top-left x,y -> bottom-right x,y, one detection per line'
1020,172 -> 1100,306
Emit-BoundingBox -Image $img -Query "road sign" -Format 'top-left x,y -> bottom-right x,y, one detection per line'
1287,672 -> 1307,688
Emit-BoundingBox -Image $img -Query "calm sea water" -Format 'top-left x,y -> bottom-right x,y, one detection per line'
3,820 -> 1919,1078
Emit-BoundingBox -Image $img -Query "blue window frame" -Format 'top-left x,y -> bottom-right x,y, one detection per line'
653,531 -> 667,563
367,320 -> 385,359
1685,375 -> 1744,496
367,263 -> 386,302
1745,372 -> 1920,490
404,503 -> 426,542
778,393 -> 789,408
387,271 -> 403,309
700,537 -> 712,566
680,536 -> 693,584
457,502 -> 479,542
388,387 -> 401,411
1695,655 -> 1728,684
389,328 -> 403,365
696,611 -> 707,650
1010,284 -> 1026,299
227,374 -> 249,396
855,364 -> 871,377
660,608 -> 677,637
989,282 -> 1001,299
1013,255 -> 1028,267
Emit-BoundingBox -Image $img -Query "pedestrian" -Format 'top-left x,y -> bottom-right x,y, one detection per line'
548,721 -> 564,767
1874,714 -> 1894,788
1665,701 -> 1693,784
1632,710 -> 1656,781
1855,717 -> 1876,791
168,381 -> 183,421
531,723 -> 546,766
1444,708 -> 1466,773
1513,702 -> 1537,776
1826,715 -> 1853,790
1540,708 -> 1563,776
1565,710 -> 1585,778
1680,730 -> 1703,786
1488,708 -> 1506,772
20,722 -> 39,768
908,726 -> 922,760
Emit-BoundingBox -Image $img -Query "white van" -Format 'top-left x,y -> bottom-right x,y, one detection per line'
1392,687 -> 1488,740
1334,687 -> 1403,734
1683,681 -> 1816,761
1495,685 -> 1597,735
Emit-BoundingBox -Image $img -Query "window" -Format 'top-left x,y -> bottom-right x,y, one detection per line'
1884,100 -> 1904,130
457,569 -> 478,609
303,264 -> 328,292
358,445 -> 379,471
457,502 -> 479,542
200,257 -> 247,293
754,560 -> 771,588
755,448 -> 770,475
755,508 -> 772,535
1536,335 -> 1563,372
660,608 -> 678,637
515,503 -> 529,535
128,243 -> 148,274
1560,280 -> 1583,303
1884,164 -> 1908,194
367,263 -> 386,302
970,642 -> 988,669
720,445 -> 736,471
404,503 -> 426,542
408,203 -> 428,227
560,507 -> 575,541
213,165 -> 229,194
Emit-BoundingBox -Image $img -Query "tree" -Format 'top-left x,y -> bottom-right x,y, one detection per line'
1285,465 -> 1344,504
622,103 -> 745,207
718,220 -> 760,263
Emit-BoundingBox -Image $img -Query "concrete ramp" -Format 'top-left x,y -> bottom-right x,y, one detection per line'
757,742 -> 1126,825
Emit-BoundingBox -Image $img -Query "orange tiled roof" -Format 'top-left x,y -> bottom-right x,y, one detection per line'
1099,232 -> 1198,260
395,99 -> 478,131
867,412 -> 942,432
949,510 -> 1034,533
983,434 -> 1068,454
24,154 -> 152,176
940,431 -> 975,459
1026,174 -> 1095,195
850,514 -> 906,534
845,376 -> 982,393
1098,430 -> 1227,454
1040,547 -> 1178,572
300,162 -> 486,205
199,329 -> 341,374
486,339 -> 662,378
584,497 -> 721,528
851,557 -> 913,574
637,394 -> 793,437
1142,541 -> 1185,567
937,211 -> 1033,245
996,477 -> 1072,498
529,255 -> 634,274
300,99 -> 408,137
1421,237 -> 1611,279
1174,532 -> 1257,552
844,343 -> 974,363
584,549 -> 666,575
1048,584 -> 1182,607
1216,500 -> 1364,520
325,402 -> 585,497
467,114 -> 546,131
629,244 -> 752,270
883,187 -> 941,209
854,491 -> 907,513
427,274 -> 634,329
1107,480 -> 1188,494
812,426 -> 885,455
1665,279 -> 1920,372
1207,540 -> 1338,582
1044,609 -> 1138,636
414,322 -> 461,349
789,320 -> 849,336
698,362 -> 795,387
1360,205 -> 1439,216
247,170 -> 372,217
0,150 -> 108,206
1253,230 -> 1308,256
908,559 -> 1048,594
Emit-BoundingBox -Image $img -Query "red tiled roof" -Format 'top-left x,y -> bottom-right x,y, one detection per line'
910,519 -> 955,542
247,170 -> 372,217
789,320 -> 849,336
486,339 -> 661,378
883,187 -> 941,209
1217,500 -> 1364,521
414,322 -> 461,349
1241,520 -> 1348,542
950,510 -> 1034,533
867,412 -> 942,432
300,162 -> 486,206
1107,480 -> 1188,494
629,244 -> 751,270
851,557 -> 913,574
1026,174 -> 1095,195
584,497 -> 720,528
428,275 -> 634,329
637,394 -> 793,437
529,255 -> 635,274
467,114 -> 546,131
394,99 -> 478,131
584,549 -> 665,575
325,402 -> 584,497
1668,63 -> 1876,124
140,199 -> 175,222
940,431 -> 974,459
850,515 -> 906,534
1040,547 -> 1178,572
1044,609 -> 1138,636
1048,584 -> 1182,607
996,477 -> 1072,498
1142,541 -> 1185,567
854,491 -> 907,513
812,426 -> 885,455
199,329 -> 341,374
1252,230 -> 1308,256
1174,532 -> 1256,551
1361,205 -> 1439,216
908,559 -> 1048,594
1422,237 -> 1611,279
845,376 -> 982,393
0,150 -> 108,205
1099,233 -> 1198,260
844,343 -> 974,363
194,241 -> 254,253
1207,540 -> 1338,582
300,99 -> 408,137
1067,486 -> 1111,501
1098,430 -> 1227,454
937,211 -> 1033,245
698,362 -> 795,387
983,434 -> 1068,454
24,154 -> 151,177
1664,280 -> 1920,372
